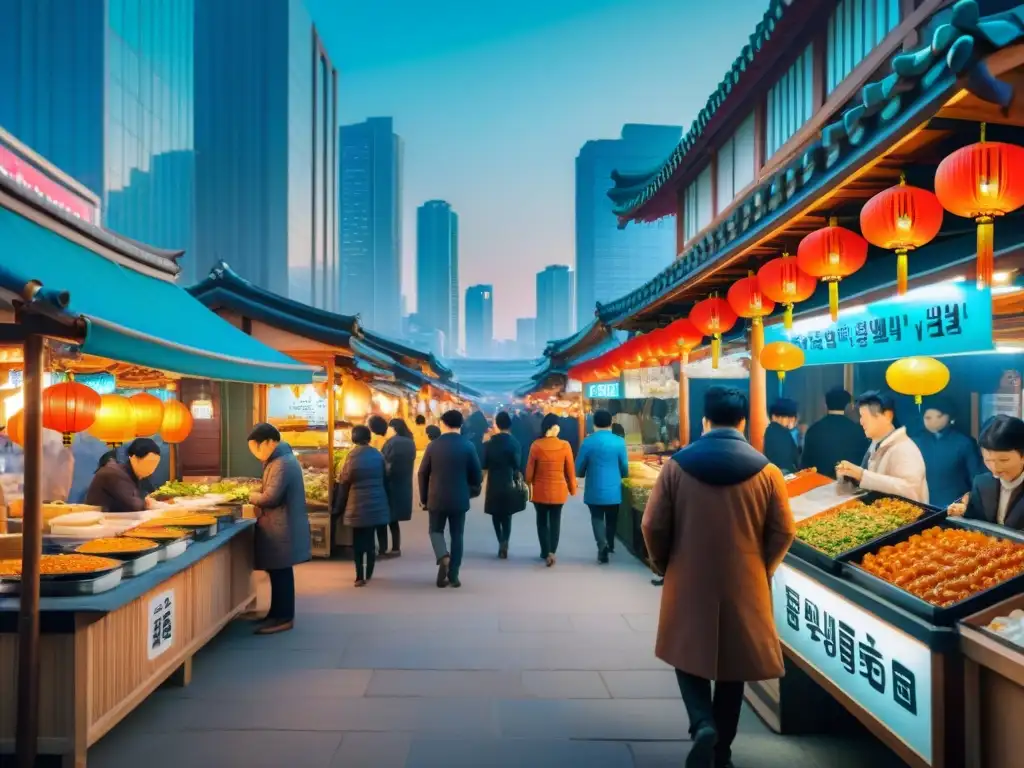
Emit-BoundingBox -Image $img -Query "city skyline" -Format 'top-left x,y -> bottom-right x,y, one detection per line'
464,284 -> 494,358
416,200 -> 460,356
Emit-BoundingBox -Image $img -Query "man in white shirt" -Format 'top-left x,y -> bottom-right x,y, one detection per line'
950,415 -> 1024,529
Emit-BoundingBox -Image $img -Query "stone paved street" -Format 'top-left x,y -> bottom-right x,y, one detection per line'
89,492 -> 909,767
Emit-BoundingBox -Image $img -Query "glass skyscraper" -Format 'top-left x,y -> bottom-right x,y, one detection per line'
0,0 -> 195,274
464,284 -> 494,359
416,200 -> 459,356
575,124 -> 682,329
536,265 -> 574,351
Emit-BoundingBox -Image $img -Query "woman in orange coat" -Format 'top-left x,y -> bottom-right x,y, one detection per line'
526,413 -> 578,566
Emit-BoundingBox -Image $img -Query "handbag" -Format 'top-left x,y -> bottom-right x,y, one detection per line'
510,471 -> 529,513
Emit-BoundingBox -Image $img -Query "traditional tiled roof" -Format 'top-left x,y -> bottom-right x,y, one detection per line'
598,0 -> 1024,327
543,319 -> 613,364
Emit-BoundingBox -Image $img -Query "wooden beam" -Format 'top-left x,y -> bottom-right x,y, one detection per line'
326,358 -> 336,513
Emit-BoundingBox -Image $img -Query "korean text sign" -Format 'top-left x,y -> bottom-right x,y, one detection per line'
147,589 -> 176,661
773,565 -> 933,764
584,380 -> 621,399
763,283 -> 992,365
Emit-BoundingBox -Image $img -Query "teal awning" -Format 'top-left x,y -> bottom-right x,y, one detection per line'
0,207 -> 314,385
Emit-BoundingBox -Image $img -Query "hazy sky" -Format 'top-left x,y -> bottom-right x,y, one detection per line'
310,0 -> 768,340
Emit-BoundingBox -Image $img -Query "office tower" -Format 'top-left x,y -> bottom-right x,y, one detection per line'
516,318 -> 537,358
575,124 -> 682,327
535,266 -> 574,351
465,285 -> 494,359
194,0 -> 339,309
0,0 -> 196,275
416,200 -> 459,356
340,117 -> 403,334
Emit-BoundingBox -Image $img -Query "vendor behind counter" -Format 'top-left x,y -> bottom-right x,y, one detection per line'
949,415 -> 1024,529
85,437 -> 163,512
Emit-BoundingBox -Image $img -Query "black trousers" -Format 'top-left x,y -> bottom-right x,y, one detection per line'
375,521 -> 401,552
266,567 -> 295,622
492,514 -> 512,545
534,503 -> 562,557
675,670 -> 745,762
352,526 -> 377,581
587,503 -> 619,552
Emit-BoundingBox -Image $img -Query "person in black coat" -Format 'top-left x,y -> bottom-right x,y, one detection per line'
558,414 -> 580,458
463,410 -> 489,462
762,398 -> 800,474
378,418 -> 417,557
800,388 -> 871,479
482,411 -> 524,559
951,415 -> 1024,530
333,426 -> 390,586
912,397 -> 984,508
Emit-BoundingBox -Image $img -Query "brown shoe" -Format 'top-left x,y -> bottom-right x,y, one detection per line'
255,620 -> 294,635
546,554 -> 556,567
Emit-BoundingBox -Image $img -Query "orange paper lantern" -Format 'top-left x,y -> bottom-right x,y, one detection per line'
160,399 -> 194,444
760,341 -> 806,383
42,380 -> 101,445
934,124 -> 1024,288
796,218 -> 869,322
689,296 -> 738,370
757,255 -> 817,329
860,175 -> 943,296
129,392 -> 165,437
727,272 -> 777,355
663,318 -> 704,364
87,394 -> 137,446
6,409 -> 23,447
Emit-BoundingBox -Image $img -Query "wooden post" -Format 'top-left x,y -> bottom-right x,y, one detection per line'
16,333 -> 44,768
749,347 -> 769,452
678,353 -> 690,446
843,363 -> 855,398
169,443 -> 179,482
578,391 -> 586,442
326,358 -> 336,512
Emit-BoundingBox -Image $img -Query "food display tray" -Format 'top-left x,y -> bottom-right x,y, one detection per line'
788,492 -> 945,575
843,518 -> 1024,626
159,538 -> 191,561
0,565 -> 124,596
64,541 -> 162,578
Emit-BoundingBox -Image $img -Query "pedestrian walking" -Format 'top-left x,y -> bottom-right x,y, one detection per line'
246,423 -> 312,635
642,386 -> 795,768
412,414 -> 430,452
379,418 -> 417,557
367,414 -> 388,451
333,425 -> 391,587
525,413 -> 578,567
576,409 -> 628,563
482,411 -> 525,558
418,410 -> 483,588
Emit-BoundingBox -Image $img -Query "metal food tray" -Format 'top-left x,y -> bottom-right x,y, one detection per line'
160,537 -> 191,561
789,492 -> 945,574
0,564 -> 124,596
65,540 -> 162,577
842,518 -> 1024,625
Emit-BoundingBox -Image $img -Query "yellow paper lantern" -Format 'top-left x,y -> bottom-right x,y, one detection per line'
160,399 -> 194,444
759,341 -> 805,383
129,392 -> 165,436
885,357 -> 950,406
342,379 -> 372,421
87,394 -> 137,446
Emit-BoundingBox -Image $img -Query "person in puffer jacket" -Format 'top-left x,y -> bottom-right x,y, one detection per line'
576,410 -> 629,563
333,425 -> 391,587
526,413 -> 578,567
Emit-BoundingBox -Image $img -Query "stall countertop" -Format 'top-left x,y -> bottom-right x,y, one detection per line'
0,518 -> 255,620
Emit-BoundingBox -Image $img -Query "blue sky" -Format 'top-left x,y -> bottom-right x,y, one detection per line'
310,0 -> 769,340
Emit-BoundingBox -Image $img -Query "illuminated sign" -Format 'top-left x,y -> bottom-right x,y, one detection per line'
584,380 -> 621,399
190,399 -> 215,420
0,138 -> 99,223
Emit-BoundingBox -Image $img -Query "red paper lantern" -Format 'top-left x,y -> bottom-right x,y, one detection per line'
757,255 -> 817,329
860,174 -> 943,296
689,296 -> 738,370
796,218 -> 869,322
934,124 -> 1024,288
42,380 -> 101,445
664,318 -> 704,359
727,271 -> 777,354
129,392 -> 165,437
160,399 -> 194,444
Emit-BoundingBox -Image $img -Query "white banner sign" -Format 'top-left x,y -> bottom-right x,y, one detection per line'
773,564 -> 933,764
147,589 -> 176,661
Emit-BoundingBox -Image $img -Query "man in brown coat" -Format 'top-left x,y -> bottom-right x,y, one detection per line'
642,386 -> 795,768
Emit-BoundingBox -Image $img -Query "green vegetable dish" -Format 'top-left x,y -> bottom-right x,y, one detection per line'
794,498 -> 923,557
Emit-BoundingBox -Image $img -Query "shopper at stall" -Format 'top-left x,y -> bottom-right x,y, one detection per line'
482,411 -> 525,559
367,414 -> 389,451
378,418 -> 416,557
948,415 -> 1024,529
418,410 -> 483,588
912,397 -> 984,507
85,437 -> 164,512
412,414 -> 430,451
526,413 -> 578,567
762,398 -> 800,474
800,387 -> 869,478
576,409 -> 629,563
334,425 -> 391,586
425,424 -> 441,442
837,390 -> 929,503
642,386 -> 794,768
247,423 -> 311,635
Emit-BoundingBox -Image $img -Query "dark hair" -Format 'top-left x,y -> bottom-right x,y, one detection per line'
426,425 -> 441,441
440,410 -> 464,429
769,398 -> 799,419
856,390 -> 896,417
825,387 -> 852,412
415,415 -> 426,425
611,423 -> 625,438
593,410 -> 612,429
495,411 -> 512,430
96,449 -> 119,472
980,415 -> 1024,454
248,422 -> 281,444
351,425 -> 372,445
126,437 -> 161,459
389,418 -> 413,438
922,396 -> 953,417
367,415 -> 388,436
541,413 -> 561,434
704,386 -> 748,428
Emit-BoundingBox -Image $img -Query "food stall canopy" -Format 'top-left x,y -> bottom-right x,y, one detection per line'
354,357 -> 396,381
0,207 -> 314,385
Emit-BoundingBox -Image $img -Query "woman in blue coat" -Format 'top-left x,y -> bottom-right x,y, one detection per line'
912,399 -> 983,508
576,410 -> 629,563
333,426 -> 391,587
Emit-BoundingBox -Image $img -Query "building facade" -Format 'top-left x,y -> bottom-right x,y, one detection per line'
575,124 -> 681,328
340,117 -> 403,334
194,0 -> 339,309
0,0 -> 196,274
535,265 -> 574,351
416,200 -> 459,356
516,317 -> 537,359
464,284 -> 494,359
